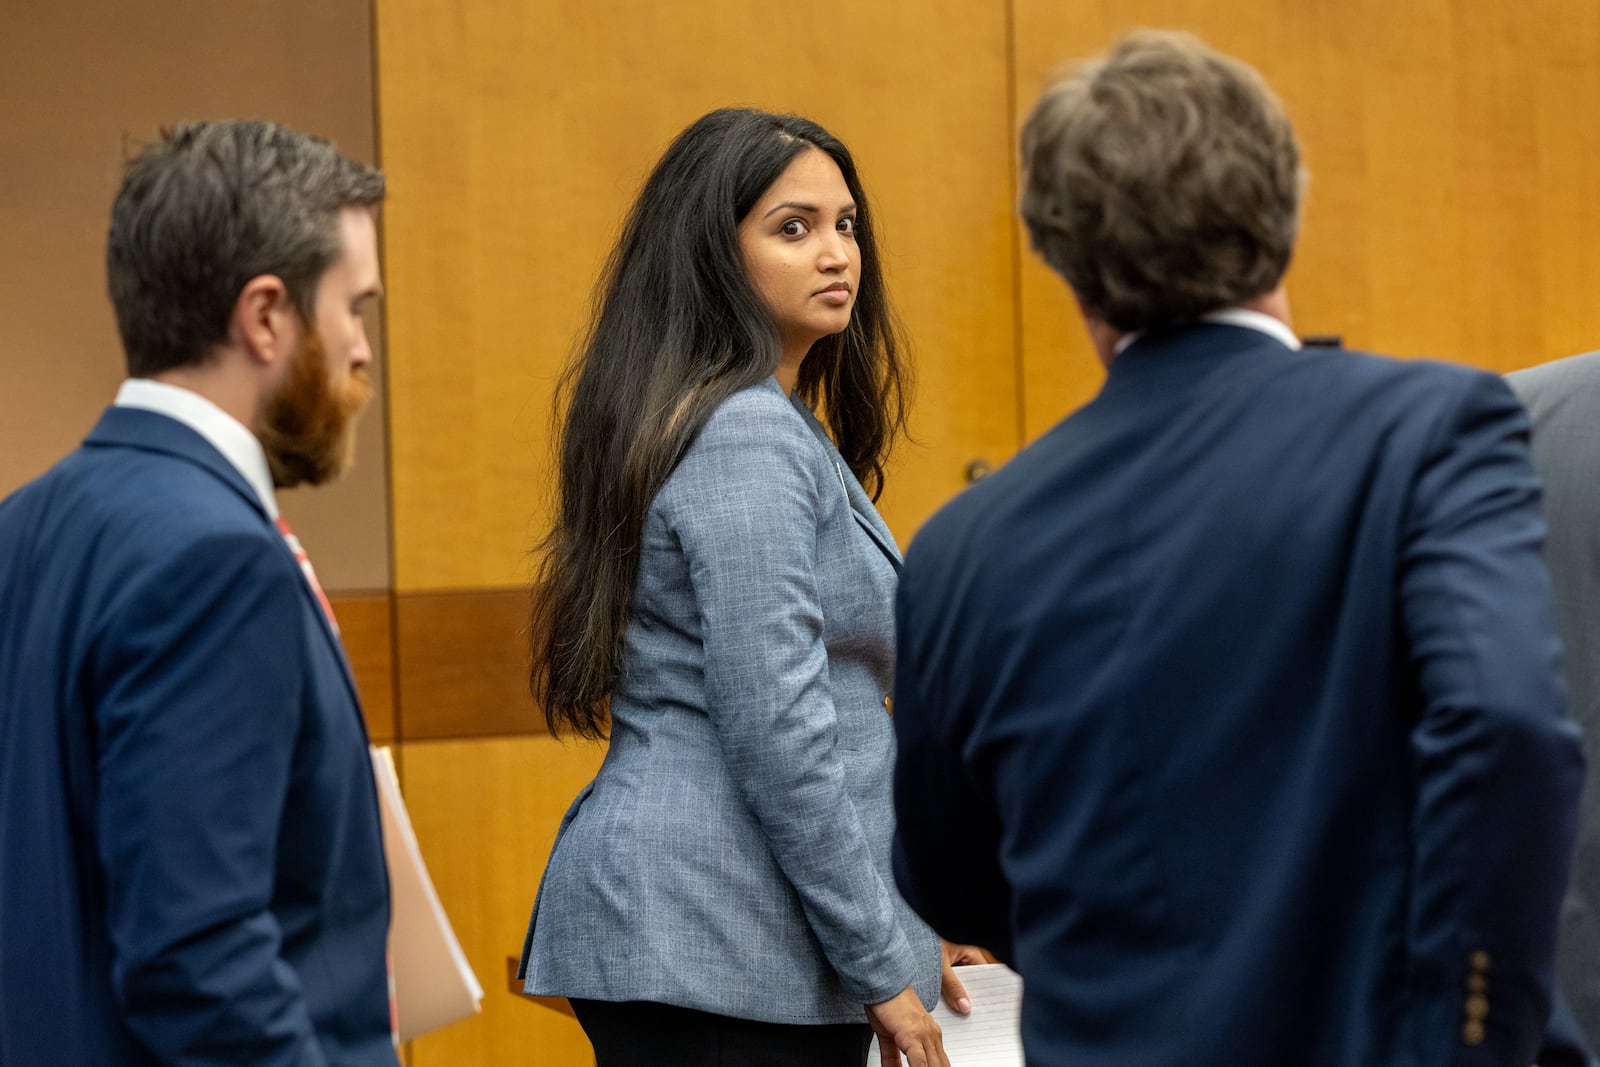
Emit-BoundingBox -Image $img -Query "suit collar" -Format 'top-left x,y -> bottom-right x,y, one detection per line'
84,407 -> 362,704
1101,322 -> 1297,397
1200,308 -> 1301,349
114,378 -> 278,518
1112,309 -> 1300,359
85,406 -> 269,520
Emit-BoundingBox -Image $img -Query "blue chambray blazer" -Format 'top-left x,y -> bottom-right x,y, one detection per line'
519,376 -> 941,1024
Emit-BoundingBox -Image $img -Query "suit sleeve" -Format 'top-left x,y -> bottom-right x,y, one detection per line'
91,529 -> 328,1066
668,400 -> 917,1007
1400,371 -> 1584,1065
889,540 -> 1014,963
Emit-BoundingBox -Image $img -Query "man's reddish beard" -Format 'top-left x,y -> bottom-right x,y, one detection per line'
257,324 -> 374,489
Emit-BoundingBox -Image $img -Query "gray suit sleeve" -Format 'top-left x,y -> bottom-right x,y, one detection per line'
1509,353 -> 1600,1057
664,395 -> 917,1007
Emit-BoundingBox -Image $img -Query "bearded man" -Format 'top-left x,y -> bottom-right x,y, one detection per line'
0,120 -> 397,1067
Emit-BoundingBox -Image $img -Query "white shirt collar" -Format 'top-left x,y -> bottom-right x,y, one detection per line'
1200,308 -> 1302,350
1112,307 -> 1302,356
113,378 -> 279,518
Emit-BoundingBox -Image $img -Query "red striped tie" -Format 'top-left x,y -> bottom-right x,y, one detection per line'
275,516 -> 338,632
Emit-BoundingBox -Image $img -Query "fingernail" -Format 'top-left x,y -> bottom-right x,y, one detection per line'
958,997 -> 971,1013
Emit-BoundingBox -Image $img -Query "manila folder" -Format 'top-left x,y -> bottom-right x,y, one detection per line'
371,746 -> 484,1041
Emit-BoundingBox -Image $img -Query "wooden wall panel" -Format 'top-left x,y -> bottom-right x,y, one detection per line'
401,735 -> 607,1067
1012,0 -> 1600,439
375,0 -> 1020,590
1532,0 -> 1600,364
395,589 -> 543,740
330,593 -> 397,744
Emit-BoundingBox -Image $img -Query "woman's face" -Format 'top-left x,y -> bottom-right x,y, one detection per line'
737,147 -> 860,368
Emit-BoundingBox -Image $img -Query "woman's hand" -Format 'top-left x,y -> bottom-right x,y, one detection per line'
939,940 -> 988,1015
866,985 -> 949,1067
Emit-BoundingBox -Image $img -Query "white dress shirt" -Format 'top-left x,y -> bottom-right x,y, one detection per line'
1114,306 -> 1303,357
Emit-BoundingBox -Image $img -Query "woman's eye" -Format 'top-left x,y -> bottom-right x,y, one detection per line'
779,219 -> 807,237
838,216 -> 857,235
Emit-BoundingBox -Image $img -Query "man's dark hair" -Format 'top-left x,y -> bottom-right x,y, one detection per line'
1019,30 -> 1301,332
106,120 -> 385,376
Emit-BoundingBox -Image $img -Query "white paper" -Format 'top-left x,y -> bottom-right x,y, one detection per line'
869,963 -> 1023,1066
370,746 -> 484,1041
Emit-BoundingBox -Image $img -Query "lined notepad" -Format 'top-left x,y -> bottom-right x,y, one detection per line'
869,963 -> 1023,1066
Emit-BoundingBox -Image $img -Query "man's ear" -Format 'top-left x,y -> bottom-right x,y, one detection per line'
1070,290 -> 1123,367
229,275 -> 298,367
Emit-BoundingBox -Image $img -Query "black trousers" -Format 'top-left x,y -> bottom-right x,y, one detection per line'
570,998 -> 873,1067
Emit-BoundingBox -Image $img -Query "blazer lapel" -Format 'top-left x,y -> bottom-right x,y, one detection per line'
785,391 -> 903,572
85,407 -> 365,710
843,471 -> 902,573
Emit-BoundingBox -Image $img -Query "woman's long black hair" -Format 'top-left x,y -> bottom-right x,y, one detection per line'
531,107 -> 911,739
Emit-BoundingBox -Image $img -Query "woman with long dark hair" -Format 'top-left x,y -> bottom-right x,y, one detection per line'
517,108 -> 956,1066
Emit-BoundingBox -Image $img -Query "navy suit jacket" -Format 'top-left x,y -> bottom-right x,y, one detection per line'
0,407 -> 396,1066
892,325 -> 1585,1067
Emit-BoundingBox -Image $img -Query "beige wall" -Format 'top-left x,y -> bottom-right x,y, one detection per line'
0,0 -> 389,590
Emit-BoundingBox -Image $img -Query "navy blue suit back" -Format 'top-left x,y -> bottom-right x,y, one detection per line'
893,326 -> 1583,1066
